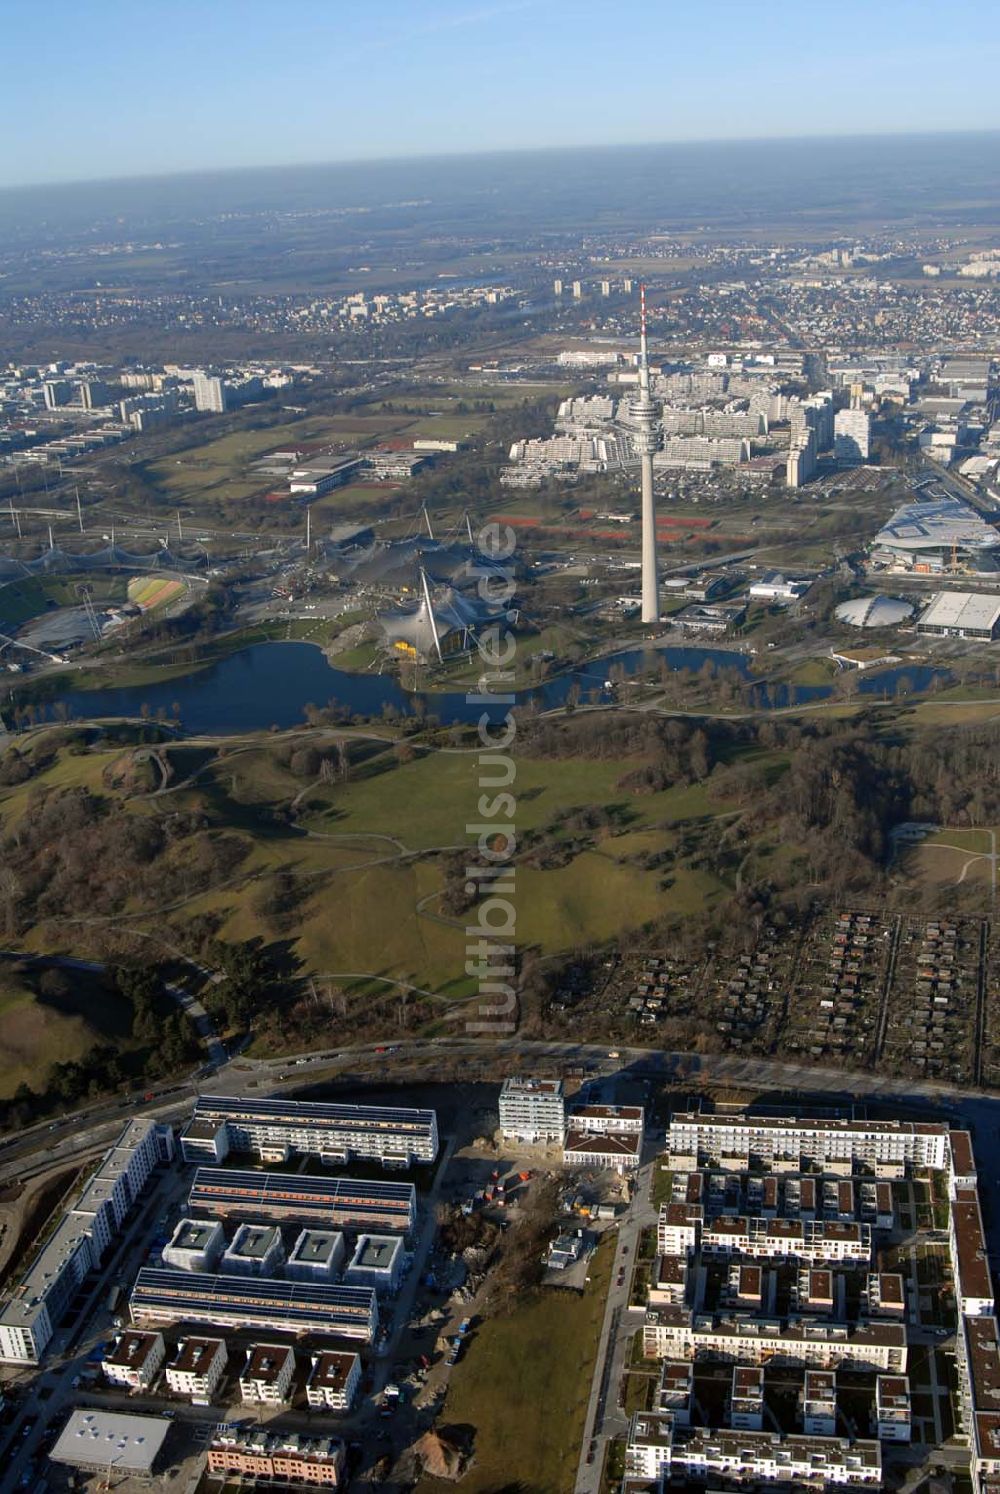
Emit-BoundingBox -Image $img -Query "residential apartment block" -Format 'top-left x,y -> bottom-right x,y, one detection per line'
498,1077 -> 565,1142
307,1351 -> 362,1412
130,1269 -> 378,1342
181,1095 -> 438,1167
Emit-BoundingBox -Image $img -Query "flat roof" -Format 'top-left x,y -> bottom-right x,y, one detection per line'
500,1076 -> 563,1096
225,1224 -> 282,1259
105,1331 -> 162,1369
951,1130 -> 977,1176
670,1111 -> 946,1138
966,1314 -> 1000,1408
133,1269 -> 376,1327
953,1188 -> 993,1302
919,591 -> 1000,631
169,1219 -> 221,1251
169,1336 -> 226,1373
290,1229 -> 343,1263
51,1409 -> 169,1473
191,1094 -> 436,1134
310,1350 -> 360,1390
351,1234 -> 404,1269
242,1343 -> 294,1383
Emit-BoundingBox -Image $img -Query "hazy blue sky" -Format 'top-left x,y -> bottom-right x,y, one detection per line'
6,0 -> 1000,188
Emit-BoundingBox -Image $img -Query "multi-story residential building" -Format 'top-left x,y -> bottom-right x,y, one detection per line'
239,1343 -> 296,1405
802,1370 -> 837,1435
657,1202 -> 702,1258
643,1308 -> 907,1372
698,1213 -> 871,1266
498,1078 -> 565,1142
130,1269 -> 378,1343
187,1169 -> 416,1234
180,1095 -> 438,1167
165,1337 -> 228,1403
875,1375 -> 912,1442
207,1428 -> 345,1487
162,1219 -> 225,1273
307,1351 -> 362,1413
731,1366 -> 764,1429
343,1234 -> 405,1294
667,1113 -> 949,1174
865,1272 -> 906,1319
220,1224 -> 285,1278
192,371 -> 227,413
624,1411 -> 674,1483
286,1230 -> 346,1282
0,1119 -> 174,1364
950,1187 -> 995,1317
834,408 -> 871,463
658,1426 -> 882,1486
101,1331 -> 165,1393
563,1129 -> 641,1173
657,1361 -> 693,1424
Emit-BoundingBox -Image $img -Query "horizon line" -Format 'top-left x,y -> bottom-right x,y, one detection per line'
3,124 -> 999,196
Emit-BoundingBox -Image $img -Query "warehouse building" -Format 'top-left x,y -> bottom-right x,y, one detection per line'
51,1410 -> 171,1479
181,1094 -> 437,1166
130,1268 -> 378,1342
187,1169 -> 416,1233
916,590 -> 1000,640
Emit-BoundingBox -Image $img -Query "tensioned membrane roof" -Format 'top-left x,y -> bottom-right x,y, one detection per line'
834,594 -> 914,628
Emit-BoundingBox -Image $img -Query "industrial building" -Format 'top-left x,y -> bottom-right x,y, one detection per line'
180,1094 -> 438,1166
162,1218 -> 225,1273
344,1234 -> 405,1293
916,590 -> 1000,640
286,1229 -> 346,1282
0,1118 -> 175,1365
130,1268 -> 378,1342
499,1077 -> 565,1142
307,1350 -> 362,1412
51,1410 -> 171,1479
187,1169 -> 416,1233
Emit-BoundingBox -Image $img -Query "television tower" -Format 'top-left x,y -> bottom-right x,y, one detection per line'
630,284 -> 661,624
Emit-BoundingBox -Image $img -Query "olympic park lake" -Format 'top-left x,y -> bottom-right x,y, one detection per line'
40,639 -> 949,736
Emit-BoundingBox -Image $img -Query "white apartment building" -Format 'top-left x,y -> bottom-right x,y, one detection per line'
181,1095 -> 438,1167
498,1077 -> 565,1142
240,1343 -> 296,1406
102,1331 -> 165,1393
834,408 -> 871,463
876,1375 -> 912,1442
951,1188 -> 995,1317
642,1309 -> 907,1373
667,1112 -> 949,1174
306,1351 -> 362,1412
668,1427 -> 881,1487
165,1337 -> 228,1404
701,1215 -> 871,1266
731,1366 -> 764,1429
802,1370 -> 837,1435
0,1119 -> 174,1365
657,1203 -> 702,1258
624,1411 -> 674,1483
192,371 -> 227,413
563,1130 -> 641,1173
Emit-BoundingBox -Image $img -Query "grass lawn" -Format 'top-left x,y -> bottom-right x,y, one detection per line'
926,827 -> 995,854
418,1236 -> 612,1494
0,573 -> 129,628
0,969 -> 136,1098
